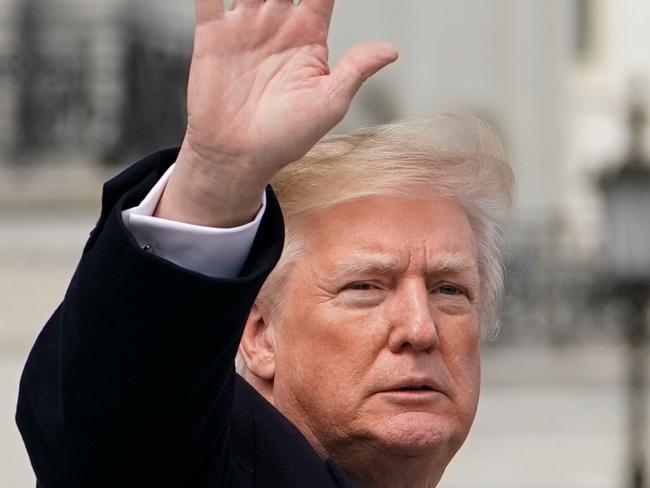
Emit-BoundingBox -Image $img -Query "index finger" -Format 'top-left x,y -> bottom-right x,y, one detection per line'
196,0 -> 224,24
301,0 -> 335,32
315,0 -> 334,13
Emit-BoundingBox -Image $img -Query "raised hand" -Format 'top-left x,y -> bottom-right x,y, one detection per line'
157,0 -> 398,227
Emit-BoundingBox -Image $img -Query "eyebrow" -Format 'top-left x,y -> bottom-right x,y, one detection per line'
329,251 -> 478,281
330,253 -> 402,277
433,252 -> 477,275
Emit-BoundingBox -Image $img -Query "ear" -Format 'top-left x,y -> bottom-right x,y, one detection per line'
239,303 -> 276,382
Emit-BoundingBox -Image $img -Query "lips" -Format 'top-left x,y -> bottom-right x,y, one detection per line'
383,377 -> 444,394
396,385 -> 434,391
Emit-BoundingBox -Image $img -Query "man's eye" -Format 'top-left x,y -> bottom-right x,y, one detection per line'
438,284 -> 463,295
346,282 -> 375,291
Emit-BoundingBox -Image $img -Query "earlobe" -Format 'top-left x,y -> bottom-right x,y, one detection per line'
239,304 -> 276,382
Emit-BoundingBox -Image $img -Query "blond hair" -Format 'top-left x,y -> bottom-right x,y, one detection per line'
258,111 -> 514,336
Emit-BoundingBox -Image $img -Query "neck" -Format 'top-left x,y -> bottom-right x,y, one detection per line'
332,441 -> 449,488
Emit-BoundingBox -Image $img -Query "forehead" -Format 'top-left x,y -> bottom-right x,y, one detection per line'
298,189 -> 477,270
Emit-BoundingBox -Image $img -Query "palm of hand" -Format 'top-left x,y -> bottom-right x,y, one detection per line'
186,0 -> 397,176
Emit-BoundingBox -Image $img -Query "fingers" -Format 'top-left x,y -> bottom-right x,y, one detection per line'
233,0 -> 297,7
196,0 -> 224,23
300,0 -> 334,31
231,0 -> 261,8
200,0 -> 299,17
330,42 -> 399,102
304,0 -> 334,16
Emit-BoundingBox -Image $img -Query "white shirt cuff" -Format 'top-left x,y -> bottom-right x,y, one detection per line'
121,163 -> 266,279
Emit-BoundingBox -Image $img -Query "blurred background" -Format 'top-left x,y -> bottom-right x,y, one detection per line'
1,0 -> 649,486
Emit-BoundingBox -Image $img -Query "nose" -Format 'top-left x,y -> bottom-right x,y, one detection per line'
387,281 -> 439,353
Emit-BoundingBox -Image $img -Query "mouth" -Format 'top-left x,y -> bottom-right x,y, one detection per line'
395,385 -> 435,392
380,377 -> 445,401
379,385 -> 442,405
387,377 -> 442,392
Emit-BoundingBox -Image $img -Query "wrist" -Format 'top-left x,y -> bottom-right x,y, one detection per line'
155,147 -> 266,228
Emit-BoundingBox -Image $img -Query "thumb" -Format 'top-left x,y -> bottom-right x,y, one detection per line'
329,42 -> 399,104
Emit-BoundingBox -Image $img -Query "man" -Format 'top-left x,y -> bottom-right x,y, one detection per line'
17,1 -> 513,487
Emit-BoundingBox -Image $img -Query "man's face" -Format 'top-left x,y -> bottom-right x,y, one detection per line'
270,188 -> 481,463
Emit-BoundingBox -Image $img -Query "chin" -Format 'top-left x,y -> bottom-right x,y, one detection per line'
371,412 -> 467,458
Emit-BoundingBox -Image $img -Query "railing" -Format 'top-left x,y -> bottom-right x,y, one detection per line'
497,213 -> 624,346
0,1 -> 190,164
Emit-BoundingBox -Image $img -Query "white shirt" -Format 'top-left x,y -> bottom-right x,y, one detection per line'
121,164 -> 266,279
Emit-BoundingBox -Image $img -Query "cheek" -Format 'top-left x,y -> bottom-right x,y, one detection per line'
438,315 -> 481,410
276,306 -> 385,402
293,303 -> 383,360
